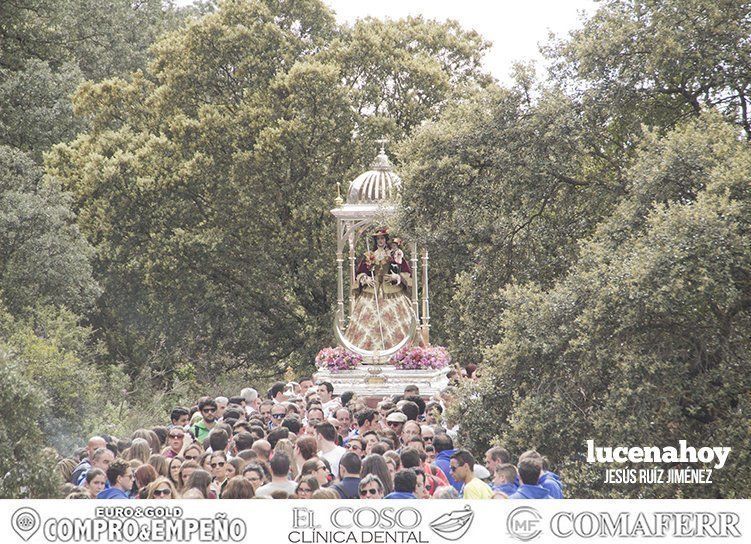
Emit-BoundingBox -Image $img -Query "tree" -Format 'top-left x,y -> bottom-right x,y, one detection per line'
0,0 -> 186,158
0,146 -> 99,316
397,82 -> 622,362
0,355 -> 61,498
546,0 -> 751,139
455,114 -> 751,498
48,0 -> 493,381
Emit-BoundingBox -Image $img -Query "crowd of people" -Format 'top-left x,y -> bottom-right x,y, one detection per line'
56,379 -> 563,500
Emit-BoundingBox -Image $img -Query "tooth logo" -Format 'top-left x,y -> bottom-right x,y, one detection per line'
429,505 -> 474,541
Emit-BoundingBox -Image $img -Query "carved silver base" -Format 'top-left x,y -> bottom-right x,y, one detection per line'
313,365 -> 449,398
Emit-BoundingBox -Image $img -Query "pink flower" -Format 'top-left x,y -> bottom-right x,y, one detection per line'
316,347 -> 362,372
389,346 -> 450,370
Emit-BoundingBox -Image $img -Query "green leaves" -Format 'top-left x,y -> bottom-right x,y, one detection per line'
547,0 -> 751,138
450,114 -> 751,498
47,0 -> 492,381
0,146 -> 99,316
0,355 -> 61,498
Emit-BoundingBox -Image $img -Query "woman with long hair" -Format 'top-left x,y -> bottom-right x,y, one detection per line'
148,454 -> 169,477
221,476 -> 254,499
360,454 -> 393,495
198,452 -> 212,472
294,476 -> 319,500
226,457 -> 244,480
185,469 -> 213,499
182,443 -> 203,463
57,458 -> 78,484
134,464 -> 158,499
84,468 -> 107,499
167,457 -> 183,488
299,458 -> 329,488
177,460 -> 199,492
145,477 -> 179,499
209,451 -> 228,497
273,439 -> 297,479
125,438 -> 151,464
132,429 -> 161,455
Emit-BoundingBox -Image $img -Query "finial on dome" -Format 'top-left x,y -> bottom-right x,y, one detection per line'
334,181 -> 344,207
371,138 -> 392,170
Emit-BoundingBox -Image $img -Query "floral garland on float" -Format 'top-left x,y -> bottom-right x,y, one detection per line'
388,346 -> 451,370
315,347 -> 363,372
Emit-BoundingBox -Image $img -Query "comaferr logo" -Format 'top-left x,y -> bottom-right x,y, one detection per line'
551,511 -> 741,538
429,505 -> 474,541
507,506 -> 542,541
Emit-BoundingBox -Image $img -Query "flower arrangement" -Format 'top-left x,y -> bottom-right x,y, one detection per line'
389,346 -> 451,370
315,347 -> 362,372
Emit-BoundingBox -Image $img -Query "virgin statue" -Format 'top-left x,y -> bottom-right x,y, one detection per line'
345,228 -> 415,351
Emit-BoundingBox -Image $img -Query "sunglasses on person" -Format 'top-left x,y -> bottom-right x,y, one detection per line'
211,461 -> 226,468
169,433 -> 184,439
359,488 -> 380,496
153,488 -> 172,497
271,413 -> 286,419
184,454 -> 198,460
387,421 -> 402,427
347,444 -> 362,451
422,436 -> 433,442
449,463 -> 463,473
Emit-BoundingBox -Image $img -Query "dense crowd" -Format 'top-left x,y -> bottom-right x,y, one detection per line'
57,379 -> 563,500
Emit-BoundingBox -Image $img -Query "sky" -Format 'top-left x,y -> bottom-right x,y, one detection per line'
324,0 -> 598,83
176,0 -> 600,83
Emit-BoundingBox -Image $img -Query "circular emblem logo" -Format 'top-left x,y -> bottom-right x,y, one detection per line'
507,506 -> 542,541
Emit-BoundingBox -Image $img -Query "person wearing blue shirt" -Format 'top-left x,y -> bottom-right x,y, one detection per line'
433,434 -> 461,491
518,450 -> 563,499
97,459 -> 134,499
331,452 -> 362,499
385,469 -> 418,499
491,463 -> 519,496
539,470 -> 564,499
508,458 -> 553,500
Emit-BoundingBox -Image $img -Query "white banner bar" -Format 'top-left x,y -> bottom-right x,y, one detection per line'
1,499 -> 748,544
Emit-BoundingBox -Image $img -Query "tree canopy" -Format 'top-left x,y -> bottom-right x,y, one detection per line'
48,0 -> 492,381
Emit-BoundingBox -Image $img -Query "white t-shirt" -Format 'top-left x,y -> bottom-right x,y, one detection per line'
319,446 -> 346,478
254,480 -> 298,498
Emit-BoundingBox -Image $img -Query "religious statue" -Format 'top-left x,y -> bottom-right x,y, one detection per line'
344,228 -> 415,351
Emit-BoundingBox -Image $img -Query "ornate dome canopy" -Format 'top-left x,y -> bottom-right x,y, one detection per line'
346,148 -> 402,205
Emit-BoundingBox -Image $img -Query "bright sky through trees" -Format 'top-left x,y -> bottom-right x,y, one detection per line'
174,0 -> 598,82
324,0 -> 598,82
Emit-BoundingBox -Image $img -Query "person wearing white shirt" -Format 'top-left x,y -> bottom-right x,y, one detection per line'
315,422 -> 346,478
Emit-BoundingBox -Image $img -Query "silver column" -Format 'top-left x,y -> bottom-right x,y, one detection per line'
411,241 -> 419,325
421,247 -> 430,345
336,220 -> 345,329
348,228 -> 356,316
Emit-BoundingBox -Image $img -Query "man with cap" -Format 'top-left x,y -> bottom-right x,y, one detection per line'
385,411 -> 407,436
